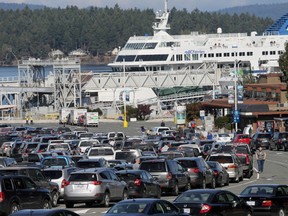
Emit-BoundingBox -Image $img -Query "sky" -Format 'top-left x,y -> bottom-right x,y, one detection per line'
3,0 -> 287,11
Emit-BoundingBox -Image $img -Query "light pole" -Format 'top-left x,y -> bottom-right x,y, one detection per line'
123,59 -> 128,128
234,60 -> 241,132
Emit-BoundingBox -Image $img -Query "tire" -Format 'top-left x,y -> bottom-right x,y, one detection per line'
185,179 -> 191,191
102,191 -> 110,207
172,183 -> 179,196
42,199 -> 52,209
51,191 -> 59,207
210,177 -> 216,189
225,177 -> 230,186
278,208 -> 285,216
10,202 -> 20,215
65,202 -> 74,208
276,144 -> 280,151
122,189 -> 128,200
201,178 -> 206,189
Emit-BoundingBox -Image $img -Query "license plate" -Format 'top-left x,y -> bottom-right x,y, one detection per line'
75,185 -> 85,190
183,208 -> 190,213
246,201 -> 255,206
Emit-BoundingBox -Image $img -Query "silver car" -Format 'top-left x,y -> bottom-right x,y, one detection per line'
63,168 -> 128,207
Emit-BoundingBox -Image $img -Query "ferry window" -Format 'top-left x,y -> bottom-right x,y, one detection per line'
208,53 -> 214,58
174,42 -> 180,47
278,51 -> 284,55
155,77 -> 158,82
270,51 -> 276,55
231,52 -> 237,57
124,43 -> 145,50
204,54 -> 207,58
216,53 -> 222,57
224,53 -> 230,57
192,54 -> 198,60
176,54 -> 183,61
116,55 -> 136,62
239,52 -> 245,56
247,52 -> 253,56
171,55 -> 175,61
136,55 -> 168,61
262,51 -> 268,55
144,43 -> 157,49
184,54 -> 191,61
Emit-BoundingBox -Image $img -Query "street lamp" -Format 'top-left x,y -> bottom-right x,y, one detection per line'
123,59 -> 128,128
234,60 -> 241,132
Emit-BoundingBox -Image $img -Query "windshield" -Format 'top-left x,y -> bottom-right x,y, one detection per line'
240,186 -> 274,195
107,203 -> 148,214
140,161 -> 166,172
174,191 -> 212,203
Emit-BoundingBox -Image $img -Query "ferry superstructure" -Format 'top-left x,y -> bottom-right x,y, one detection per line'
109,0 -> 288,75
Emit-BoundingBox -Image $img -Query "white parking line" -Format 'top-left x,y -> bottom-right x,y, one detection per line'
74,209 -> 90,214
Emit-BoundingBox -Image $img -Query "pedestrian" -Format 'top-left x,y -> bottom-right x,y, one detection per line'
133,157 -> 141,170
140,126 -> 146,137
161,120 -> 165,127
255,146 -> 266,174
207,131 -> 213,140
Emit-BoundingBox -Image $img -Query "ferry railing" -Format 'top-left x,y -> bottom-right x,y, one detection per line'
0,76 -> 19,83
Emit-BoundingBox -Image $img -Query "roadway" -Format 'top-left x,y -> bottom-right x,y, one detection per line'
11,121 -> 288,216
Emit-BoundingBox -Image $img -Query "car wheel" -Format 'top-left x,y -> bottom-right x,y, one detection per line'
225,177 -> 230,186
185,179 -> 191,191
51,191 -> 59,207
10,202 -> 20,214
65,202 -> 74,208
102,191 -> 110,207
122,189 -> 128,200
172,183 -> 179,196
201,178 -> 206,189
42,199 -> 52,209
210,177 -> 216,189
278,208 -> 285,216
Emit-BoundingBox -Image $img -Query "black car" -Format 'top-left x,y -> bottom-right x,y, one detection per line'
104,198 -> 189,216
116,170 -> 161,198
76,158 -> 108,169
10,209 -> 80,216
175,157 -> 215,189
269,132 -> 288,151
251,133 -> 272,150
206,161 -> 230,187
0,174 -> 51,216
173,189 -> 253,216
239,184 -> 288,216
139,159 -> 190,195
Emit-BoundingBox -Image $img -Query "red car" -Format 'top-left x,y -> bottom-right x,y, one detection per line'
233,134 -> 251,145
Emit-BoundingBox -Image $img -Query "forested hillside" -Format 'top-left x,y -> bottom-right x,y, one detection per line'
0,6 -> 273,65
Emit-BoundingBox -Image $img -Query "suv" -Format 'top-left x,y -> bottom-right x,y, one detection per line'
139,159 -> 190,195
175,157 -> 215,189
251,132 -> 272,150
0,166 -> 60,207
43,167 -> 79,200
0,174 -> 52,215
114,149 -> 142,163
269,131 -> 288,151
206,153 -> 244,183
63,168 -> 128,207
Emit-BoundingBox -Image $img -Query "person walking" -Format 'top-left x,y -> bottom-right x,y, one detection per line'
160,120 -> 165,127
255,146 -> 266,174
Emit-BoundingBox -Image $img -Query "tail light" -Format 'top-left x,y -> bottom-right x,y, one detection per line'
0,192 -> 4,202
166,172 -> 172,180
189,168 -> 200,173
90,181 -> 102,185
262,200 -> 272,207
61,179 -> 70,188
228,164 -> 237,169
134,178 -> 142,186
214,171 -> 219,176
200,204 -> 211,214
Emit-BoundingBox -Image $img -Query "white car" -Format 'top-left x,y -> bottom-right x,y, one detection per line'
86,146 -> 115,160
213,133 -> 232,142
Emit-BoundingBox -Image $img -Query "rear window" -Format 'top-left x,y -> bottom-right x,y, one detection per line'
208,156 -> 233,163
42,158 -> 68,166
43,170 -> 62,179
77,161 -> 101,168
257,134 -> 271,139
89,148 -> 114,156
117,173 -> 139,181
27,154 -> 41,162
26,144 -> 38,149
177,160 -> 197,168
69,173 -> 97,181
175,191 -> 211,203
241,186 -> 274,195
115,152 -> 137,163
140,161 -> 166,172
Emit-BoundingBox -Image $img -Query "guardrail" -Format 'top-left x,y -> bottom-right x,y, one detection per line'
0,76 -> 19,83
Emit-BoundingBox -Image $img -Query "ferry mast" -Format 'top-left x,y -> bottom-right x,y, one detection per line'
152,0 -> 170,34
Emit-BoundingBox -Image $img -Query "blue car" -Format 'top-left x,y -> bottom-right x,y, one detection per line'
104,198 -> 189,216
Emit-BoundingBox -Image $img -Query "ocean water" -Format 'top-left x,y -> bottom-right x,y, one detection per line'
0,65 -> 111,78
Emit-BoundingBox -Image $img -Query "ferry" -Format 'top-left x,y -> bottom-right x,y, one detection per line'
108,0 -> 288,75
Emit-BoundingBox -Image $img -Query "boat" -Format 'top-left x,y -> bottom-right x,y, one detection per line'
108,0 -> 288,75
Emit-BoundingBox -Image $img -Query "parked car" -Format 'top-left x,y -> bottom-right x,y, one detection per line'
0,175 -> 52,216
114,149 -> 143,164
41,155 -> 75,168
173,189 -> 253,216
76,158 -> 108,169
116,170 -> 161,198
213,133 -> 232,142
175,157 -> 215,189
0,166 -> 60,207
206,153 -> 244,182
63,168 -> 128,207
239,184 -> 288,216
43,167 -> 79,200
0,157 -> 17,168
139,159 -> 190,195
104,198 -> 189,216
251,132 -> 272,150
269,131 -> 288,151
10,209 -> 80,216
86,146 -> 115,161
206,161 -> 230,187
233,134 -> 251,145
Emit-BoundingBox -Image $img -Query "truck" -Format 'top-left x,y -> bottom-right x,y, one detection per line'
59,108 -> 73,124
84,112 -> 99,127
67,109 -> 87,125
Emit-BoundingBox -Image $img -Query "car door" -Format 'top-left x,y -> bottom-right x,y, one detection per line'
225,192 -> 244,216
276,186 -> 288,210
174,162 -> 188,188
202,159 -> 214,184
108,170 -> 124,199
28,169 -> 50,190
144,171 -> 158,196
213,192 -> 235,215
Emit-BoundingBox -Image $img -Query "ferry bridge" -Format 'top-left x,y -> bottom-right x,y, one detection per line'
0,59 -> 221,118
